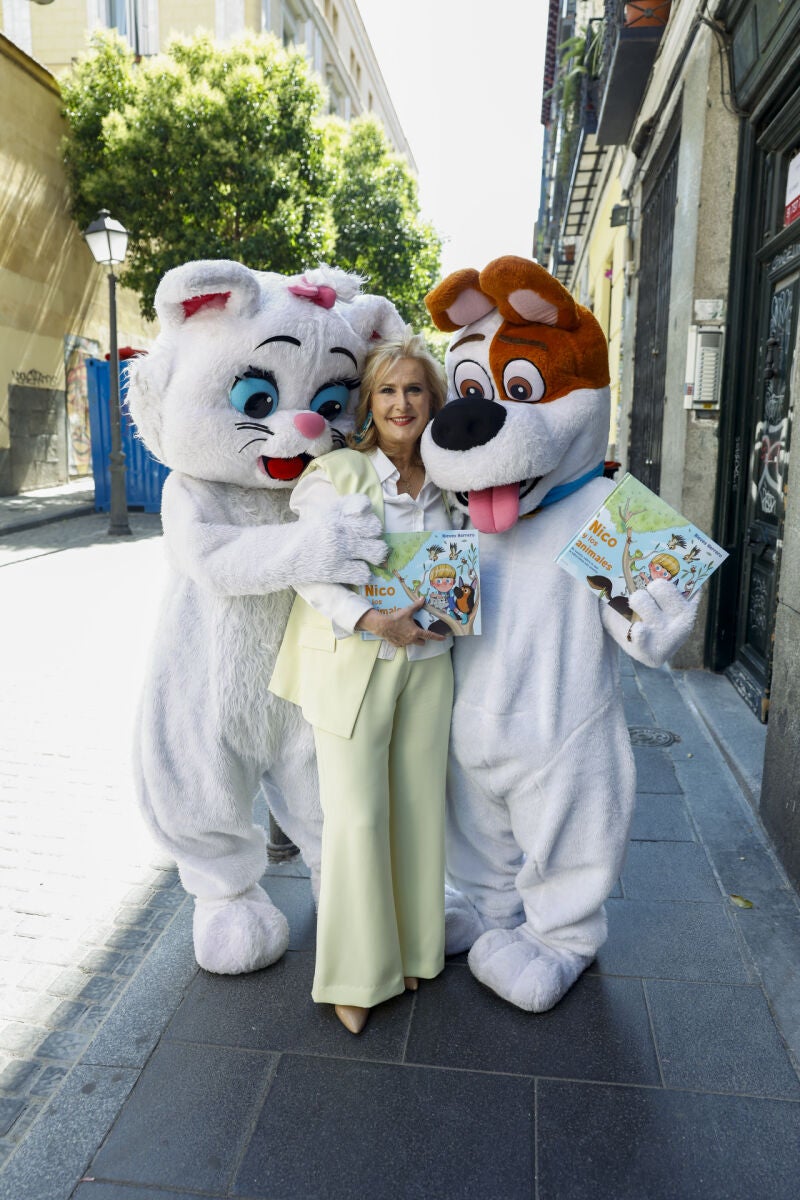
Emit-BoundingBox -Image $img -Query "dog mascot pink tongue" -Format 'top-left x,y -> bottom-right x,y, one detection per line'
468,483 -> 521,535
421,256 -> 696,1012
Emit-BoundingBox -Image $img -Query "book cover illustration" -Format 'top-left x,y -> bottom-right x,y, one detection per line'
358,529 -> 481,638
555,472 -> 728,625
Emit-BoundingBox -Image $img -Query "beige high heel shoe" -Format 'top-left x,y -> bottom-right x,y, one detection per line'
404,977 -> 419,991
334,1004 -> 369,1034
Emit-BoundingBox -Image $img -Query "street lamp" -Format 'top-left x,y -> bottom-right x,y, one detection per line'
82,209 -> 132,537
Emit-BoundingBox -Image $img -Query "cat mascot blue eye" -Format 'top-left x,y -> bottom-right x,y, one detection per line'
309,383 -> 352,421
230,374 -> 279,419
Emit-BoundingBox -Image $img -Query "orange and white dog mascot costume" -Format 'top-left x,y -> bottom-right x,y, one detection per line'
421,256 -> 695,1011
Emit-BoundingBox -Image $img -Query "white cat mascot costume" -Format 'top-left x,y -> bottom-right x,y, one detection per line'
421,256 -> 696,1012
126,260 -> 404,975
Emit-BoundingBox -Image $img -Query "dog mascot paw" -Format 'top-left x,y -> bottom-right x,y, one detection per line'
422,255 -> 696,1011
127,260 -> 404,974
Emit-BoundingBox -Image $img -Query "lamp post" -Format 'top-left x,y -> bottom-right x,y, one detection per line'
82,209 -> 131,537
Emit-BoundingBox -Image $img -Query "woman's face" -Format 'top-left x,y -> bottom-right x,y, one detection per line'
369,357 -> 433,456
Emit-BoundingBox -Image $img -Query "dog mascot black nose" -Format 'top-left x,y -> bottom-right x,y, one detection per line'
430,397 -> 506,452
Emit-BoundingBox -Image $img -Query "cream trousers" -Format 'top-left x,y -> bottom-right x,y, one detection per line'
311,648 -> 453,1006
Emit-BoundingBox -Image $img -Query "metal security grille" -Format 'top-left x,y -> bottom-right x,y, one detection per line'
629,128 -> 680,492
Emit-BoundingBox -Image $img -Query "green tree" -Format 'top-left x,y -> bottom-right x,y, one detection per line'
61,31 -> 335,317
326,115 -> 441,328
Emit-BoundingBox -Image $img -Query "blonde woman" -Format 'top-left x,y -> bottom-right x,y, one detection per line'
270,332 -> 452,1035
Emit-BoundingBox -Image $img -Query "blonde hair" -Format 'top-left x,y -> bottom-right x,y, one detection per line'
651,553 -> 680,578
346,331 -> 447,454
430,563 -> 456,582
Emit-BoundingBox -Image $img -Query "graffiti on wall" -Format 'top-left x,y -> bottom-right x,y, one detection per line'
11,368 -> 58,387
64,335 -> 99,478
751,284 -> 794,526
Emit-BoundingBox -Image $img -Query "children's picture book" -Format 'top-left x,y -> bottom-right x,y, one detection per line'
555,472 -> 728,625
358,529 -> 481,638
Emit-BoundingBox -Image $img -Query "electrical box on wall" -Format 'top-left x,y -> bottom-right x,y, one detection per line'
684,324 -> 725,411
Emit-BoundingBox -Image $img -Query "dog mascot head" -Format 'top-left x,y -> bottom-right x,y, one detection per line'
422,255 -> 610,533
126,260 -> 405,487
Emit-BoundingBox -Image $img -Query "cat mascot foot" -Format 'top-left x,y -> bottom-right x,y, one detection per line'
193,885 -> 290,975
444,885 -> 487,954
468,926 -> 592,1013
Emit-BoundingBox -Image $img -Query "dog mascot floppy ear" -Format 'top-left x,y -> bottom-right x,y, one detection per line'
421,255 -> 696,1011
127,260 -> 405,975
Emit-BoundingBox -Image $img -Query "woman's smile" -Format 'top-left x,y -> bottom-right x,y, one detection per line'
370,358 -> 433,451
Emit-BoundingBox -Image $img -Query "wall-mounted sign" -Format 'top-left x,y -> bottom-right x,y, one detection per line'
785,150 -> 800,227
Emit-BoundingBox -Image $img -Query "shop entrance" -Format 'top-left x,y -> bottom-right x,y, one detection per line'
712,95 -> 800,721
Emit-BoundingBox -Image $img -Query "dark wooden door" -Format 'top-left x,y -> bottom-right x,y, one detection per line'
629,125 -> 680,492
726,257 -> 797,719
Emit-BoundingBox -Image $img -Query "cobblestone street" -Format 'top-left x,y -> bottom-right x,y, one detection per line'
0,514 -> 178,1161
1,506 -> 799,1200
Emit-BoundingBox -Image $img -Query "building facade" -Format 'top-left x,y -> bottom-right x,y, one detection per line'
0,0 -> 413,164
0,1 -> 412,494
0,33 -> 154,492
536,0 -> 800,888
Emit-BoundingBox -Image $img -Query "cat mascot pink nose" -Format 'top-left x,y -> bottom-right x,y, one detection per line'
293,411 -> 327,439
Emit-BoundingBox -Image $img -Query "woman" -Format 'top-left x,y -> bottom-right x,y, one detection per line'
269,331 -> 452,1034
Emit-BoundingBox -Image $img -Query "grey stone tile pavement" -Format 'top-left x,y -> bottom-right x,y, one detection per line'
0,495 -> 798,1199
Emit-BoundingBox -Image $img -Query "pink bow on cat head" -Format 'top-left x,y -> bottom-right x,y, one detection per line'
287,279 -> 337,309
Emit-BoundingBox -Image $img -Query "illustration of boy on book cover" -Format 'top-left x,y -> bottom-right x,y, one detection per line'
555,474 -> 727,629
359,529 -> 481,638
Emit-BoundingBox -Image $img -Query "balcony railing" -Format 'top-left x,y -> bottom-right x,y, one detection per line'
595,0 -> 672,145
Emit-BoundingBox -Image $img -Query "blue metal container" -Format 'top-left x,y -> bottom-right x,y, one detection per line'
86,357 -> 170,513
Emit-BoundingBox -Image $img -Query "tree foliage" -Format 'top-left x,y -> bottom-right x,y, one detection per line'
61,32 -> 441,327
61,31 -> 334,317
325,116 -> 441,328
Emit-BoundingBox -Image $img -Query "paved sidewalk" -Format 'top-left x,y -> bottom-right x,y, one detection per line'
0,480 -> 96,536
1,507 -> 799,1199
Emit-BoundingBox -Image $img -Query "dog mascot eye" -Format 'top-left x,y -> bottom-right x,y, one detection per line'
503,359 -> 545,403
309,382 -> 352,421
453,360 -> 495,401
230,372 -> 279,419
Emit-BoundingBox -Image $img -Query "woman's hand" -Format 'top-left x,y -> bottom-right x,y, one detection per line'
355,597 -> 446,647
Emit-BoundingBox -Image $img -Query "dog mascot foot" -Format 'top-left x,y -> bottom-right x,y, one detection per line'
193,884 -> 290,974
468,926 -> 592,1013
444,885 -> 487,954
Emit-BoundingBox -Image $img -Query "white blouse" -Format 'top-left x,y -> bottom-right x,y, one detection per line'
290,448 -> 453,661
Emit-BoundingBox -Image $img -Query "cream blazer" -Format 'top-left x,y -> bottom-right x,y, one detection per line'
269,449 -> 385,739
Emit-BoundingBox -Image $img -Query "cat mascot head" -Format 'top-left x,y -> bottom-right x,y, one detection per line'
126,260 -> 406,486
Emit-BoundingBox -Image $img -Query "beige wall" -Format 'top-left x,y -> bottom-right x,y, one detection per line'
0,1 -> 414,165
0,35 -> 154,490
584,181 -> 627,459
28,0 -> 92,73
162,1 -> 216,44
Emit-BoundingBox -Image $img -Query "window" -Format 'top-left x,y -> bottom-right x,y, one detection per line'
102,0 -> 159,56
328,82 -> 343,117
283,9 -> 298,48
105,0 -> 128,38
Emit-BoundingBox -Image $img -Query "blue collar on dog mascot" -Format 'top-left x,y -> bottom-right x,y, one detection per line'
535,461 -> 605,511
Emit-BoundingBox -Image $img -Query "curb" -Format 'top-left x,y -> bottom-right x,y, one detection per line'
0,505 -> 96,538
